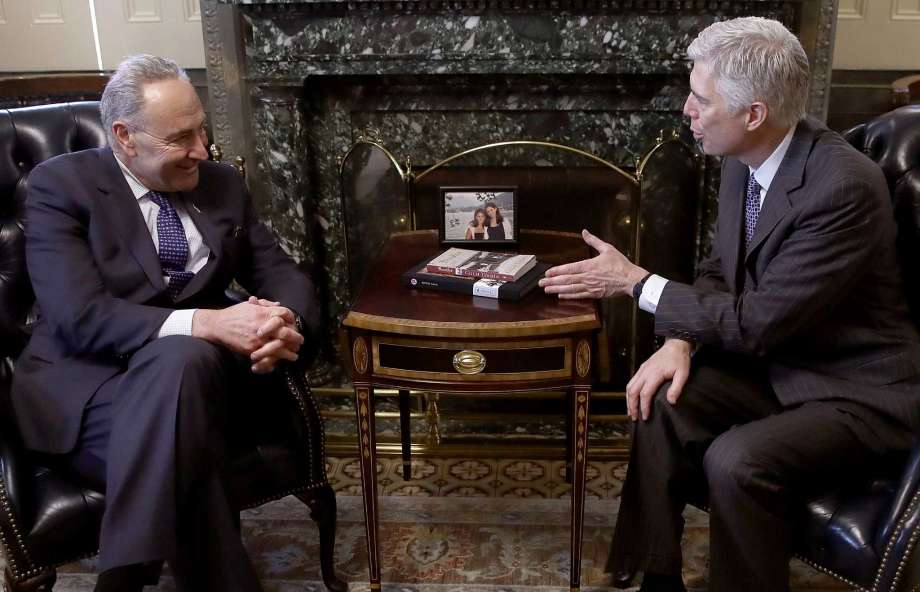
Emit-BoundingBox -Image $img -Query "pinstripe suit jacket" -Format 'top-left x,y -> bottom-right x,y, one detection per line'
656,117 -> 920,428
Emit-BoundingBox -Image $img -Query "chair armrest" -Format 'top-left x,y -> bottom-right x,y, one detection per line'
276,365 -> 328,487
892,73 -> 920,107
0,357 -> 37,539
224,287 -> 248,304
872,434 -> 920,592
877,434 -> 920,550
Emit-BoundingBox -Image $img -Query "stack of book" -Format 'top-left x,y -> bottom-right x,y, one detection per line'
402,247 -> 551,300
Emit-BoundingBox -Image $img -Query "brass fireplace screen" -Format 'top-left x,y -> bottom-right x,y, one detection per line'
338,133 -> 703,391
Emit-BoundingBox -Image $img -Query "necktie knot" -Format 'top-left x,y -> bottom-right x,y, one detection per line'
745,174 -> 762,244
148,191 -> 194,299
147,190 -> 168,208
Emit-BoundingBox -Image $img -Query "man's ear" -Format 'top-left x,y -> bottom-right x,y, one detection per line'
746,101 -> 768,131
112,121 -> 135,156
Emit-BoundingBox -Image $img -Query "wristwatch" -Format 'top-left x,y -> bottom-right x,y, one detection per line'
632,272 -> 653,300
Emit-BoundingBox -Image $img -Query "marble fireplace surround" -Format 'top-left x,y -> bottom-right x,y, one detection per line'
201,0 -> 839,385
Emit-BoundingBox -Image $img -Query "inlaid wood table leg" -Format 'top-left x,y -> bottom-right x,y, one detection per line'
570,387 -> 591,592
399,389 -> 412,481
354,384 -> 382,591
564,389 -> 573,484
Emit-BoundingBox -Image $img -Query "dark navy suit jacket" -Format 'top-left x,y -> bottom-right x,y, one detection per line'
655,117 -> 920,428
11,147 -> 319,454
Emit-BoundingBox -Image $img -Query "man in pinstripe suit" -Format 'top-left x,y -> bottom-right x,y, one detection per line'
541,17 -> 920,592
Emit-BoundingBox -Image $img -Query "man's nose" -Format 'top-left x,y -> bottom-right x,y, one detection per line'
189,134 -> 209,161
682,95 -> 694,118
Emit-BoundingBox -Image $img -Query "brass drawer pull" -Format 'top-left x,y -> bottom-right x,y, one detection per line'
453,350 -> 486,374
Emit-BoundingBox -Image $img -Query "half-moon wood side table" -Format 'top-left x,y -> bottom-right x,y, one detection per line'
343,229 -> 601,592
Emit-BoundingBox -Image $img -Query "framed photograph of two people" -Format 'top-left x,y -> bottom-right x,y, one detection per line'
439,186 -> 518,246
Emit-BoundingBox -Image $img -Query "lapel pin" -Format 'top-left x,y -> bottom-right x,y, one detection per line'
233,225 -> 244,237
192,203 -> 203,214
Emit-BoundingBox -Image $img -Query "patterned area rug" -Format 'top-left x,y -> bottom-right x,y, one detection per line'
43,457 -> 846,591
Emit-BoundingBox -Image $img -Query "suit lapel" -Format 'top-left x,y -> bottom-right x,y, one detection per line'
96,149 -> 165,290
744,119 -> 817,262
174,189 -> 222,300
718,159 -> 747,294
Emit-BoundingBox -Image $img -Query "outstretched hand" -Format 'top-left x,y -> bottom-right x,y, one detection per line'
539,229 -> 648,299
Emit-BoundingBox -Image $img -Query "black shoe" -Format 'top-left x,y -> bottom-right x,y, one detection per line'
611,569 -> 636,588
94,564 -> 148,592
639,572 -> 687,592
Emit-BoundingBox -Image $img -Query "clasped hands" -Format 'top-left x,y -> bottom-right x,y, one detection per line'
193,296 -> 303,374
539,229 -> 691,421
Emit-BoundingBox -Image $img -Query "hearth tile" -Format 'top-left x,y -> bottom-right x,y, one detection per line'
496,459 -> 554,498
546,459 -> 606,499
442,458 -> 498,495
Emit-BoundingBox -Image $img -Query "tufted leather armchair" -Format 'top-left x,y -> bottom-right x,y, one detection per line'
784,104 -> 920,592
0,102 -> 344,591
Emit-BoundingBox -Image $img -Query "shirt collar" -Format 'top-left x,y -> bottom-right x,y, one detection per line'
748,125 -> 796,193
113,153 -> 152,200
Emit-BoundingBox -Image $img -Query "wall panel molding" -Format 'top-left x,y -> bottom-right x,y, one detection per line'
184,0 -> 201,22
838,0 -> 867,19
892,0 -> 920,20
31,0 -> 65,25
125,0 -> 163,24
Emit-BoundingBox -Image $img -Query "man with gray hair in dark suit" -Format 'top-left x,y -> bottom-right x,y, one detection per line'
540,17 -> 920,592
12,54 -> 318,591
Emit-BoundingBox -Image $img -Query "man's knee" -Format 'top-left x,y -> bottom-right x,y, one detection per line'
130,336 -> 228,378
125,336 -> 234,413
703,431 -> 777,498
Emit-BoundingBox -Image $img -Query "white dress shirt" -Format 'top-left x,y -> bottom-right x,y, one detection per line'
638,125 -> 797,314
114,155 -> 211,337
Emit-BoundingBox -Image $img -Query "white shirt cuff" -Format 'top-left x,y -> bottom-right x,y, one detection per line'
638,274 -> 668,314
157,309 -> 197,338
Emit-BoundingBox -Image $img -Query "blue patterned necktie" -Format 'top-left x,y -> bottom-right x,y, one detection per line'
745,173 -> 762,244
147,191 -> 194,299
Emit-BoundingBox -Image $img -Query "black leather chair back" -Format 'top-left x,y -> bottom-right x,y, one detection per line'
843,104 -> 920,325
0,102 -> 107,360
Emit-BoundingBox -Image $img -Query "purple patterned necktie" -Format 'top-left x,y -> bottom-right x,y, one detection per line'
745,173 -> 762,244
147,191 -> 194,299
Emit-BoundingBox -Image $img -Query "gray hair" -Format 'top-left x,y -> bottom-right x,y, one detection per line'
101,54 -> 189,146
687,17 -> 810,128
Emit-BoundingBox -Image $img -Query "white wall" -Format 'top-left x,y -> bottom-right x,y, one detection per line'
0,0 -> 98,71
0,0 -> 205,72
834,0 -> 920,69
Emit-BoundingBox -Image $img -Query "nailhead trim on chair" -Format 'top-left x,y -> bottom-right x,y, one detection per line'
0,473 -> 40,581
238,366 -> 329,511
695,496 -> 920,592
793,488 -> 920,592
873,488 -> 920,592
239,482 -> 325,511
793,554 -> 869,592
284,364 -> 328,478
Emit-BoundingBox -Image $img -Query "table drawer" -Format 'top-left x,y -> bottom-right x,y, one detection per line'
372,336 -> 572,381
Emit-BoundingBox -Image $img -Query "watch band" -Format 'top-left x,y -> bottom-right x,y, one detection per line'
632,272 -> 654,301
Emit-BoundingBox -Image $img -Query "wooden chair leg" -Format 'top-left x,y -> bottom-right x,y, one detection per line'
4,567 -> 56,592
399,389 -> 412,481
297,485 -> 346,592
